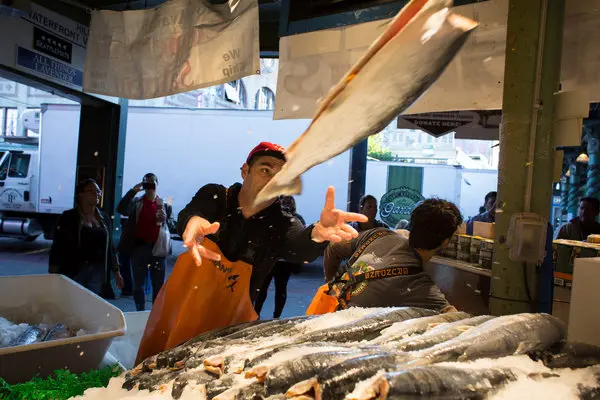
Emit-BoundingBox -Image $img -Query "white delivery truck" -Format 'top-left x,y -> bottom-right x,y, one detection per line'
0,103 -> 497,241
0,105 -> 80,240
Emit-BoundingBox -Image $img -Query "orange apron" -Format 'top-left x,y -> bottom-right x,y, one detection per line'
135,239 -> 258,365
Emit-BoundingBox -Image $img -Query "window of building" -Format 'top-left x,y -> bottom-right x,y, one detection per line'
5,108 -> 18,136
255,87 -> 275,110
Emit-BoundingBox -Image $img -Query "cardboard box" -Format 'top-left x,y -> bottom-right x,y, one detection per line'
473,222 -> 495,239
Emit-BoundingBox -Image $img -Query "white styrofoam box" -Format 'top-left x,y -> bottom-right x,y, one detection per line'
568,257 -> 600,346
0,274 -> 126,384
107,311 -> 150,370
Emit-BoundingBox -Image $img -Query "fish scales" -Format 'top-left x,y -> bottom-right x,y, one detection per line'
13,325 -> 46,346
254,0 -> 478,204
530,341 -> 600,370
171,370 -> 215,399
392,315 -> 495,351
298,307 -> 437,344
217,315 -> 312,342
265,350 -> 362,396
411,313 -> 566,365
372,312 -> 471,345
346,365 -> 519,400
315,353 -> 403,400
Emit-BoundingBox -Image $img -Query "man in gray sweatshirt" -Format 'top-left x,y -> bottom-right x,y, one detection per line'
323,198 -> 462,312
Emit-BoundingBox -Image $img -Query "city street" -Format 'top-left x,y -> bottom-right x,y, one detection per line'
0,237 -> 324,319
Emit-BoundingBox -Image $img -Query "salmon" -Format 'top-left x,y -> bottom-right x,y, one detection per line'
346,365 -> 519,400
391,315 -> 494,351
294,307 -> 437,344
409,313 -> 566,365
254,0 -> 478,205
370,312 -> 471,345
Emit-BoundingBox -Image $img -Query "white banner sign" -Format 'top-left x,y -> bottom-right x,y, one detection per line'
83,0 -> 260,99
274,0 -> 600,120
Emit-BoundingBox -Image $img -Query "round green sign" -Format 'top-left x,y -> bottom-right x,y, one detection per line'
379,186 -> 425,227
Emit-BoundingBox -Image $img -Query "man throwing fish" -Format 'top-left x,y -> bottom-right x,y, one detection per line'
307,198 -> 462,314
136,142 -> 367,364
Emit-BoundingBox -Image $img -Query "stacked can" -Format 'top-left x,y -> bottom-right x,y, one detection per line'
457,235 -> 472,262
470,236 -> 482,264
479,239 -> 494,269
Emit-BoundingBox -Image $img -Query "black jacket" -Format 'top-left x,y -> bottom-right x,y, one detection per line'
116,189 -> 175,253
49,207 -> 118,284
177,183 -> 327,301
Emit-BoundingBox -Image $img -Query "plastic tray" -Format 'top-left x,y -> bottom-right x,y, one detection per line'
0,274 -> 126,384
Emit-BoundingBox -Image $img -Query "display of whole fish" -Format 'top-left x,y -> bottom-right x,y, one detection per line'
217,315 -> 313,342
253,0 -> 479,205
370,311 -> 471,345
410,313 -> 566,365
13,325 -> 47,346
295,307 -> 437,344
346,365 -> 520,400
529,341 -> 600,370
171,370 -> 215,399
42,323 -> 73,341
113,308 -> 598,400
263,350 -> 367,395
391,315 -> 495,352
302,353 -> 404,400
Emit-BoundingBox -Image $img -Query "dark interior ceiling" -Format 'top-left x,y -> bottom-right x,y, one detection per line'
33,0 -> 488,54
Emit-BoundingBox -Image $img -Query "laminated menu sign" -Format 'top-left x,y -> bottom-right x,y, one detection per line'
83,0 -> 260,99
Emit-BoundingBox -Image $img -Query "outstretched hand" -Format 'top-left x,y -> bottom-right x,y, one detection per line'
311,186 -> 368,243
182,216 -> 222,266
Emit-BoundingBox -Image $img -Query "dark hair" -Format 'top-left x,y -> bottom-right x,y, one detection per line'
359,195 -> 377,208
409,198 -> 463,250
485,191 -> 497,203
76,178 -> 98,196
75,178 -> 99,204
479,206 -> 486,214
580,197 -> 600,211
143,173 -> 158,184
281,196 -> 297,213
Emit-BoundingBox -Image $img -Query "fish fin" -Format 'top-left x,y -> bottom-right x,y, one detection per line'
244,365 -> 269,381
287,377 -> 319,398
204,364 -> 223,378
515,341 -> 545,355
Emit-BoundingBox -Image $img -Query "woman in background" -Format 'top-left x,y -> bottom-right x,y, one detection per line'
49,178 -> 123,297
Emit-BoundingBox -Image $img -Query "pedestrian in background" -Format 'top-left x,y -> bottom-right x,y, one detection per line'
49,178 -> 124,297
117,173 -> 174,311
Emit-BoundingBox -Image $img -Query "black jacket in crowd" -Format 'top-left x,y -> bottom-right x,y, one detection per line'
48,207 -> 118,287
177,183 -> 327,301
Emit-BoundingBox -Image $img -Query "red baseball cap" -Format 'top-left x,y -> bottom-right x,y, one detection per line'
246,142 -> 286,165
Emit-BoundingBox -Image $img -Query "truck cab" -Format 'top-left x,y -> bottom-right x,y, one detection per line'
0,142 -> 43,239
